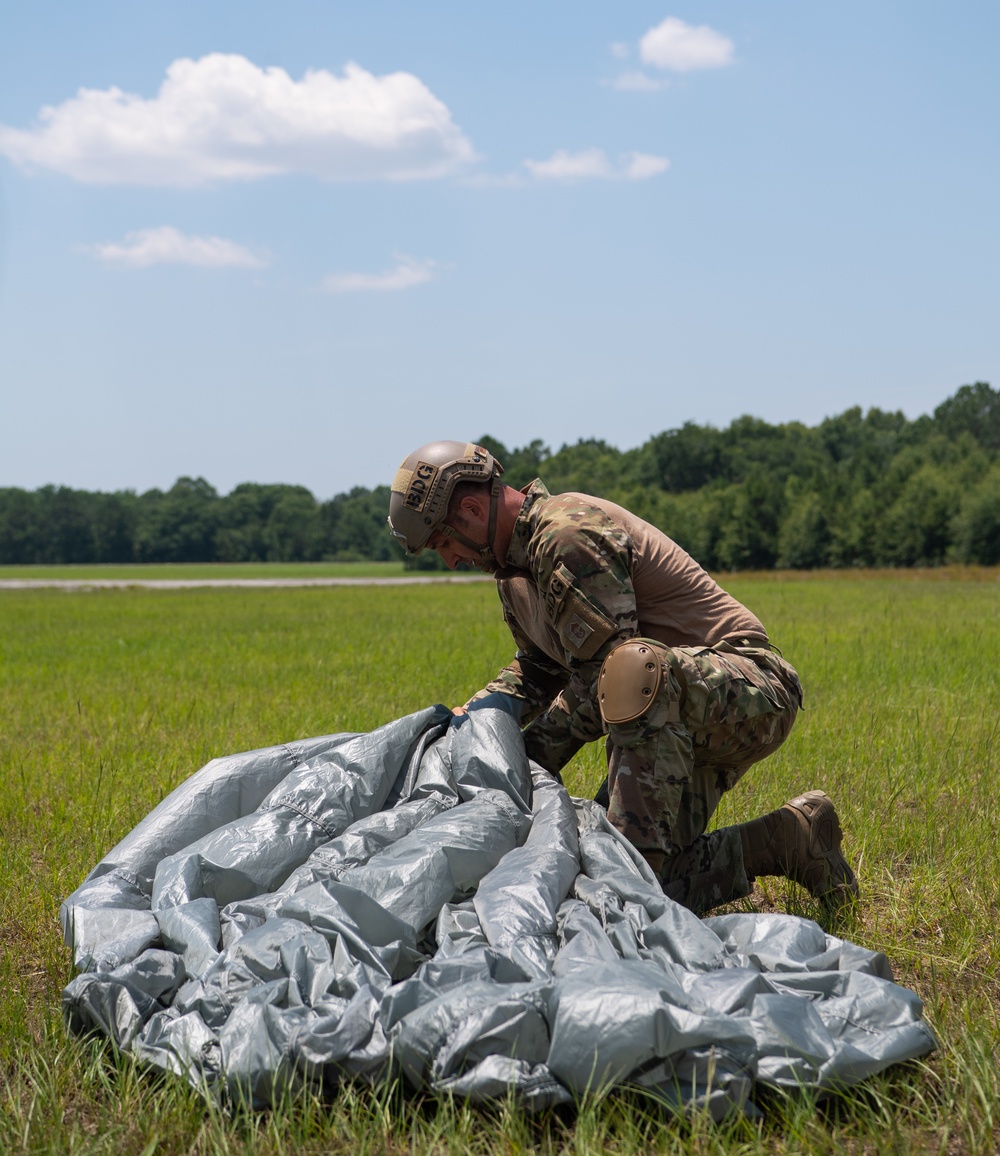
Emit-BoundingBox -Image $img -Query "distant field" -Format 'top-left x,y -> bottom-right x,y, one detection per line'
1,573 -> 998,1154
3,561 -> 997,583
0,560 -> 411,580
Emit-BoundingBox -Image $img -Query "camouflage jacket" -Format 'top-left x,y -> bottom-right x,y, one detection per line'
476,481 -> 645,771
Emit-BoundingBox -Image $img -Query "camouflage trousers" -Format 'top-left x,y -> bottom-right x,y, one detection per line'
604,641 -> 802,915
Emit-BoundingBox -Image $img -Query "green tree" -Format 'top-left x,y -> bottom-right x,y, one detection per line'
33,487 -> 95,563
878,465 -> 959,566
216,483 -> 323,561
818,405 -> 933,506
950,464 -> 1000,564
543,438 -> 626,496
827,488 -> 880,568
89,491 -> 139,562
135,477 -> 220,562
322,485 -> 395,561
215,485 -> 270,561
713,469 -> 783,570
477,435 -> 550,490
263,488 -> 323,561
0,489 -> 42,563
642,422 -> 725,493
933,381 -> 1000,451
777,490 -> 829,569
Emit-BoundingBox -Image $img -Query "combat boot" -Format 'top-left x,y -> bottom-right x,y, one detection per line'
738,790 -> 859,906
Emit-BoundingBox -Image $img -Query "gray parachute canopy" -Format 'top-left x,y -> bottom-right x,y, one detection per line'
61,706 -> 935,1116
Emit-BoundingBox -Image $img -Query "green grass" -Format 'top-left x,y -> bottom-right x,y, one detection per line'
1,574 -> 998,1153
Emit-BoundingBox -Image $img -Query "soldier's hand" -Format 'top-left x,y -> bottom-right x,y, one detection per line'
451,706 -> 468,716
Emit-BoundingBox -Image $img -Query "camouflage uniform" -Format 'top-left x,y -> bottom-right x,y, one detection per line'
472,481 -> 803,914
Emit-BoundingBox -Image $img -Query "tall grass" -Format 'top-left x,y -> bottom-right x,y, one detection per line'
1,574 -> 997,1153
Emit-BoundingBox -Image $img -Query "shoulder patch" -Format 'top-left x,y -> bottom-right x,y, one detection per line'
546,562 -> 618,661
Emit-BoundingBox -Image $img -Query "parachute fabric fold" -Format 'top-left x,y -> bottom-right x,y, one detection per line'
61,705 -> 935,1114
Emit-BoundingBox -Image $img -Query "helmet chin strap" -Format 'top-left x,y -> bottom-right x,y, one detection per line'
439,475 -> 504,572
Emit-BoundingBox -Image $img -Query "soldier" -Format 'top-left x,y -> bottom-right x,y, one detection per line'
387,440 -> 858,914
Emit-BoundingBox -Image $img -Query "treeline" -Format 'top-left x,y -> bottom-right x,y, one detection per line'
2,382 -> 998,569
479,381 -> 1000,570
0,480 -> 397,566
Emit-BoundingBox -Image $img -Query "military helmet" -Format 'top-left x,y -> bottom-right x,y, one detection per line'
387,440 -> 503,555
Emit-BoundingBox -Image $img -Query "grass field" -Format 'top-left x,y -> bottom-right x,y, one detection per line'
1,572 -> 998,1153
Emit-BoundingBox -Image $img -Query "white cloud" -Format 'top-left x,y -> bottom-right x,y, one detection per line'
523,148 -> 668,183
0,53 -> 475,186
608,72 -> 669,93
623,152 -> 670,180
322,254 -> 438,293
88,226 -> 266,269
639,17 -> 734,72
524,148 -> 613,182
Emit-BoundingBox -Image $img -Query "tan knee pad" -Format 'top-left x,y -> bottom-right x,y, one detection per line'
598,639 -> 663,725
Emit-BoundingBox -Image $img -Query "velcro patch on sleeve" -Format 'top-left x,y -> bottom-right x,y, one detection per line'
546,561 -> 618,661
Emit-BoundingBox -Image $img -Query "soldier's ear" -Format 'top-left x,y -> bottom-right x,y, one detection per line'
458,493 -> 489,520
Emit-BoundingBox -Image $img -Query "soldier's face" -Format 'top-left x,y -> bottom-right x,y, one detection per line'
428,498 -> 490,569
427,529 -> 483,570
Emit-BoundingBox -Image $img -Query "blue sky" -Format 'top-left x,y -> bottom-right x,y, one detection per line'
1,1 -> 997,498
